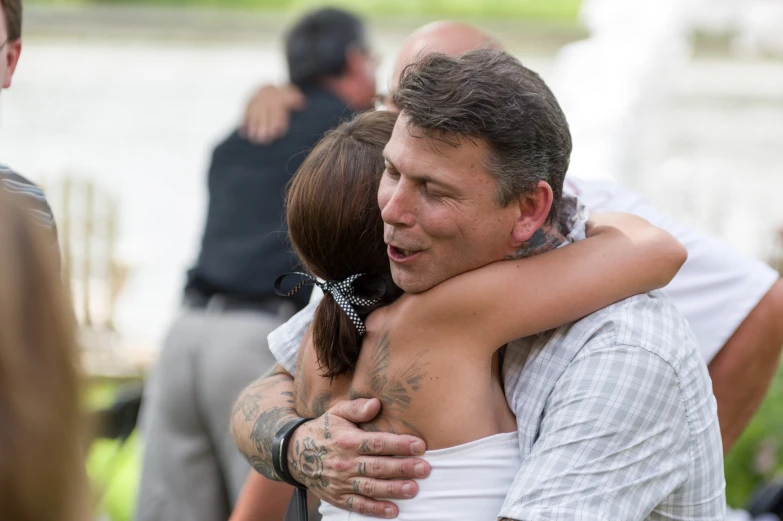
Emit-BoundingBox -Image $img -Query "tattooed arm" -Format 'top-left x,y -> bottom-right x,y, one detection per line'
408,212 -> 687,352
231,365 -> 431,519
231,364 -> 300,481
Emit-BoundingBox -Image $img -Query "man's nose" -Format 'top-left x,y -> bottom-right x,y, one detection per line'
381,181 -> 416,228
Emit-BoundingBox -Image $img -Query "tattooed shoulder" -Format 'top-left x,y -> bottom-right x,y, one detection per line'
368,331 -> 427,412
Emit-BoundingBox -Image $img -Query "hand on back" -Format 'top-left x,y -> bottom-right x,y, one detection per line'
288,398 -> 431,518
240,84 -> 306,144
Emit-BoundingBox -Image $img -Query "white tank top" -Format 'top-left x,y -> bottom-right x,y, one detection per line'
319,432 -> 521,521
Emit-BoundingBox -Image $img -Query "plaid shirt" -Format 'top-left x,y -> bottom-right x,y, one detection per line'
497,292 -> 725,520
268,196 -> 725,521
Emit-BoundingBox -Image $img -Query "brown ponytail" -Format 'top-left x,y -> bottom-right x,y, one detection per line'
286,110 -> 401,378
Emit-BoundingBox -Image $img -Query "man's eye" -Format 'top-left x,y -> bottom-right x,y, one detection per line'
424,186 -> 444,199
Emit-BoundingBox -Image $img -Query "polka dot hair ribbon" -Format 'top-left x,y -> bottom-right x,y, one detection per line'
274,272 -> 382,336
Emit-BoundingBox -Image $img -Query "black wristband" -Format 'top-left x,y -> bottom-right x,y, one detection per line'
272,417 -> 311,487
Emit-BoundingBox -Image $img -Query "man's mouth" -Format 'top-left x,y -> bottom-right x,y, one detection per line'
387,245 -> 422,263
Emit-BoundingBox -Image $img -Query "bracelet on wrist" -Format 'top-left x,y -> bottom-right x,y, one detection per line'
272,417 -> 311,486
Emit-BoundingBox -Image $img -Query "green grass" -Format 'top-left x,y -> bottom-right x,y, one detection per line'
724,363 -> 783,508
27,0 -> 583,21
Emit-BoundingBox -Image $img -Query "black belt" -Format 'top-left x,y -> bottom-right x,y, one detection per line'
183,289 -> 289,315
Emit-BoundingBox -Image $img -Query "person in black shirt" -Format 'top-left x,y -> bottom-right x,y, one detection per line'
135,8 -> 377,521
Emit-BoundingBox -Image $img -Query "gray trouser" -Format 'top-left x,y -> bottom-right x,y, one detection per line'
134,303 -> 294,521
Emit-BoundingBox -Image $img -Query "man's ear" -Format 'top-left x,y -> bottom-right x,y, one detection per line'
510,181 -> 554,245
3,40 -> 22,89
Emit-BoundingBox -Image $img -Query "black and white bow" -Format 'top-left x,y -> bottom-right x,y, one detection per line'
274,272 -> 382,336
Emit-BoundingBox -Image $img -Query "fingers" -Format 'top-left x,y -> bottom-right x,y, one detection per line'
245,103 -> 279,145
350,431 -> 426,457
329,398 -> 381,424
354,456 -> 430,480
340,495 -> 398,519
241,85 -> 296,145
348,477 -> 418,500
282,85 -> 307,111
265,108 -> 291,143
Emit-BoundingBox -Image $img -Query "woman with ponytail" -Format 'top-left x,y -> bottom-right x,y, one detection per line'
234,109 -> 689,521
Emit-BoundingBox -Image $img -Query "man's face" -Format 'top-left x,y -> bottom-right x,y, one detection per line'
379,113 -> 520,293
1,12 -> 22,91
343,47 -> 377,111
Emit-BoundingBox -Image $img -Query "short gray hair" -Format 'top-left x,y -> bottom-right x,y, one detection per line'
392,49 -> 572,221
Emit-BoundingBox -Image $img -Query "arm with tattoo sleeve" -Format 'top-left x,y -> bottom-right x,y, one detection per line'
231,364 -> 300,481
231,364 -> 432,518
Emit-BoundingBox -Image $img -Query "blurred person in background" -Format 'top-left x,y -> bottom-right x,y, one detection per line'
134,7 -> 377,521
0,189 -> 89,521
1,0 -> 57,241
2,8 -> 85,521
240,20 -> 783,456
0,0 -> 20,95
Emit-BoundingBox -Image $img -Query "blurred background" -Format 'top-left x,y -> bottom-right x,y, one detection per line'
2,0 -> 782,519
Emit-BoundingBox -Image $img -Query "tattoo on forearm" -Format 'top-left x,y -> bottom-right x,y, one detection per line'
290,436 -> 330,490
232,374 -> 289,420
245,406 -> 296,481
505,226 -> 565,260
234,396 -> 260,421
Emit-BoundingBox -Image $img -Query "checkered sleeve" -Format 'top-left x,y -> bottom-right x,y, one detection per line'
498,344 -> 692,521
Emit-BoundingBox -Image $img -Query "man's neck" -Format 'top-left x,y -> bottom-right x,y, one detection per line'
505,223 -> 566,260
